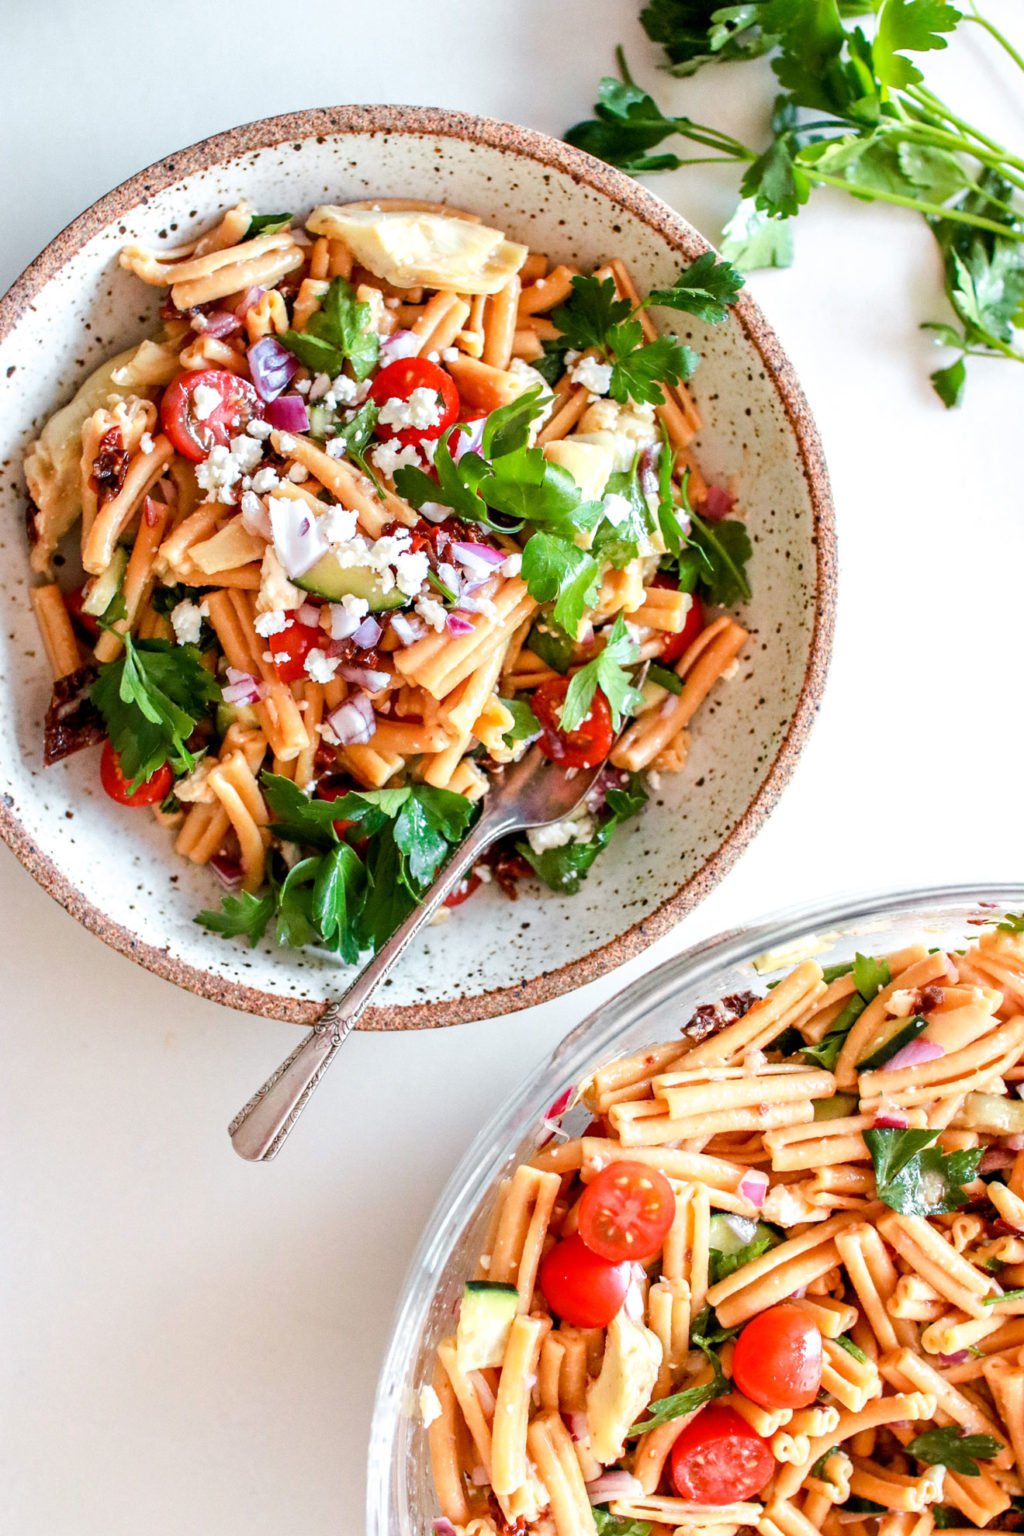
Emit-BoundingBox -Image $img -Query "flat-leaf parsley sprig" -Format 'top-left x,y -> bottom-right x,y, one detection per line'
566,2 -> 1024,404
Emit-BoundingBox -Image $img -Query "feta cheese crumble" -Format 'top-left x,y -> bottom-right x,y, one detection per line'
304,648 -> 340,684
170,598 -> 207,646
377,386 -> 443,433
526,814 -> 595,855
370,438 -> 421,478
254,609 -> 289,638
570,355 -> 614,396
191,383 -> 223,421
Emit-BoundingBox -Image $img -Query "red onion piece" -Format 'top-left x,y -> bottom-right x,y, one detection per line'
201,309 -> 243,339
939,1350 -> 969,1366
221,667 -> 264,705
338,664 -> 390,693
980,1147 -> 1016,1174
390,613 -> 425,647
638,443 -> 660,500
247,336 -> 299,402
380,328 -> 421,364
452,416 -> 487,463
738,1169 -> 769,1208
432,1522 -> 458,1536
874,1107 -> 910,1130
351,616 -> 383,650
328,603 -> 363,641
210,853 -> 244,890
585,1470 -> 644,1503
446,613 -> 475,637
700,483 -> 737,521
296,602 -> 320,628
325,693 -> 375,746
451,541 -> 505,578
546,1087 -> 573,1120
235,285 -> 266,318
266,394 -> 310,433
269,496 -> 328,579
885,1037 -> 945,1073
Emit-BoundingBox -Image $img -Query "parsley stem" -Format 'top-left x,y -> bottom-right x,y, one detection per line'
906,84 -> 1024,176
966,8 -> 1024,77
808,169 -> 1024,239
893,122 -> 1024,198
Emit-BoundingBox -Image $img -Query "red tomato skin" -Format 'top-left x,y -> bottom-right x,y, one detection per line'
653,577 -> 705,664
268,617 -> 323,684
669,1403 -> 775,1504
444,871 -> 482,908
65,585 -> 101,639
578,1161 -> 676,1264
100,742 -> 173,806
732,1306 -> 824,1411
160,368 -> 263,462
538,1234 -> 630,1329
532,677 -> 614,770
368,357 -> 460,446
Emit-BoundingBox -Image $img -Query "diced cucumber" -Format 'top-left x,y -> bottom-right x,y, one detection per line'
217,701 -> 260,736
708,1213 -> 759,1256
455,1281 -> 519,1372
955,1092 -> 1024,1135
295,553 -> 407,611
857,1015 -> 928,1072
82,546 -> 128,617
814,1092 -> 859,1121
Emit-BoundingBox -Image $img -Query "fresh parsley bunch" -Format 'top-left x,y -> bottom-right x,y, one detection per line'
567,1 -> 1024,404
91,632 -> 220,790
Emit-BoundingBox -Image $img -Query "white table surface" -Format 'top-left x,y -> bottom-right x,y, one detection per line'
2,3 -> 1023,1531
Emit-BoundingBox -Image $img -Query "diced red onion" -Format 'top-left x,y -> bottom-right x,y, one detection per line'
885,1038 -> 945,1073
451,541 -> 505,579
380,328 -> 421,364
638,443 -> 660,500
325,692 -> 375,746
874,1107 -> 909,1129
352,616 -> 382,650
248,336 -> 300,402
235,286 -> 266,318
210,853 -> 244,890
700,483 -> 737,521
452,416 -> 487,463
546,1087 -> 573,1120
327,603 -> 362,641
269,496 -> 328,579
266,394 -> 310,433
739,1169 -> 769,1208
437,561 -> 461,594
143,495 -> 161,528
296,602 -> 320,628
390,612 -> 425,647
585,1470 -> 644,1503
432,1522 -> 458,1536
447,613 -> 475,637
221,667 -> 264,706
567,1412 -> 588,1444
537,1117 -> 571,1150
939,1350 -> 969,1366
202,309 -> 243,339
338,664 -> 390,693
980,1147 -> 1016,1174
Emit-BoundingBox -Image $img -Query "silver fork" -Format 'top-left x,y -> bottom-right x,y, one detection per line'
228,743 -> 618,1161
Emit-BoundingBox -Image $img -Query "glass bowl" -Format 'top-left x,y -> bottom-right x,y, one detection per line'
367,883 -> 1024,1534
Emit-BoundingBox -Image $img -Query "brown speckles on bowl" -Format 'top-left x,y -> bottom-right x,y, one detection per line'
0,106 -> 834,1030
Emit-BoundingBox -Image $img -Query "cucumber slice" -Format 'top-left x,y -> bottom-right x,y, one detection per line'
295,554 -> 407,611
857,1015 -> 928,1072
456,1281 -> 519,1372
814,1092 -> 859,1121
82,546 -> 128,617
708,1213 -> 759,1256
217,701 -> 260,736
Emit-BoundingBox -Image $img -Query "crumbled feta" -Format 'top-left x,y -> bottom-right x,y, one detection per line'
377,386 -> 443,433
190,313 -> 209,333
240,490 -> 272,540
888,989 -> 917,1018
570,355 -> 613,395
294,378 -> 311,395
246,417 -> 274,440
191,383 -> 223,421
441,346 -> 461,362
394,549 -> 430,598
527,815 -> 595,855
500,551 -> 522,578
721,658 -> 740,681
370,438 -> 421,478
419,500 -> 449,523
287,463 -> 309,483
602,492 -> 632,526
196,432 -> 265,503
139,431 -> 155,455
414,594 -> 447,632
256,547 -> 302,614
170,598 -> 207,646
250,466 -> 280,495
328,595 -> 369,637
174,756 -> 216,803
304,648 -> 340,684
271,431 -> 296,455
254,609 -> 289,638
419,1386 -> 443,1429
320,505 -> 359,546
309,373 -> 332,402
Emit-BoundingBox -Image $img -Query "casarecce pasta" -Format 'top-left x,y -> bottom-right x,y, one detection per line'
24,198 -> 751,955
425,917 -> 1024,1536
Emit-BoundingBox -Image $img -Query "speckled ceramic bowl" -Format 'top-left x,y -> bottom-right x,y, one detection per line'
0,106 -> 834,1029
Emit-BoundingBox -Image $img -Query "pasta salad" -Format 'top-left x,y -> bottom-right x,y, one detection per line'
24,198 -> 751,956
425,915 -> 1024,1536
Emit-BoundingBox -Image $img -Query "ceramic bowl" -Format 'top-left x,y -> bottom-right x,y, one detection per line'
0,106 -> 834,1029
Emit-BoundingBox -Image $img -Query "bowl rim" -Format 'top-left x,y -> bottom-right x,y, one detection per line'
0,103 -> 836,1030
367,880 -> 1024,1532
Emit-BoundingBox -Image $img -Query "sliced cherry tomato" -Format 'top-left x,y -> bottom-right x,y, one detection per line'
652,573 -> 705,664
532,676 -> 614,770
732,1305 -> 824,1411
539,1233 -> 630,1329
578,1161 -> 676,1264
65,584 -> 101,639
160,368 -> 263,462
368,357 -> 460,447
100,741 -> 173,807
669,1403 -> 775,1503
444,871 -> 482,908
268,617 -> 323,684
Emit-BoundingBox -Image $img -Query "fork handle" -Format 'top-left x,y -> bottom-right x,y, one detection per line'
228,804 -> 513,1162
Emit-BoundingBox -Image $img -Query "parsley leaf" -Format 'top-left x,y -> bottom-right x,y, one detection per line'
687,511 -> 753,605
91,635 -> 219,789
393,786 -> 475,889
245,212 -> 293,239
865,1126 -> 983,1215
873,0 -> 961,90
592,1512 -> 652,1536
647,250 -> 744,323
689,1303 -> 741,1355
627,1353 -> 728,1437
483,386 -> 548,457
274,857 -> 322,949
641,0 -> 782,75
907,1425 -> 1002,1478
551,274 -> 634,352
560,613 -> 644,733
930,356 -> 968,409
518,775 -> 647,894
709,1219 -> 780,1284
314,400 -> 382,489
281,276 -> 380,381
998,912 -> 1024,934
834,1333 -> 868,1363
611,335 -> 699,405
261,772 -> 345,850
801,996 -> 865,1070
721,199 -> 796,271
527,624 -> 576,674
550,273 -> 700,406
500,697 -> 542,745
195,890 -> 274,947
521,533 -> 602,640
854,951 -> 891,1001
312,842 -> 365,963
647,661 -> 683,695
595,459 -> 657,569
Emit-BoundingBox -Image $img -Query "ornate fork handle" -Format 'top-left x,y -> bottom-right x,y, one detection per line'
228,803 -> 513,1161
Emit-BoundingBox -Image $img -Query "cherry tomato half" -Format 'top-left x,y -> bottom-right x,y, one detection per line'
532,676 -> 614,770
578,1161 -> 676,1264
65,584 -> 101,640
100,741 -> 173,807
268,617 -> 323,684
539,1233 -> 630,1329
669,1403 -> 775,1504
652,573 -> 705,664
160,368 -> 263,462
444,871 -> 482,908
732,1305 -> 824,1411
368,357 -> 460,447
